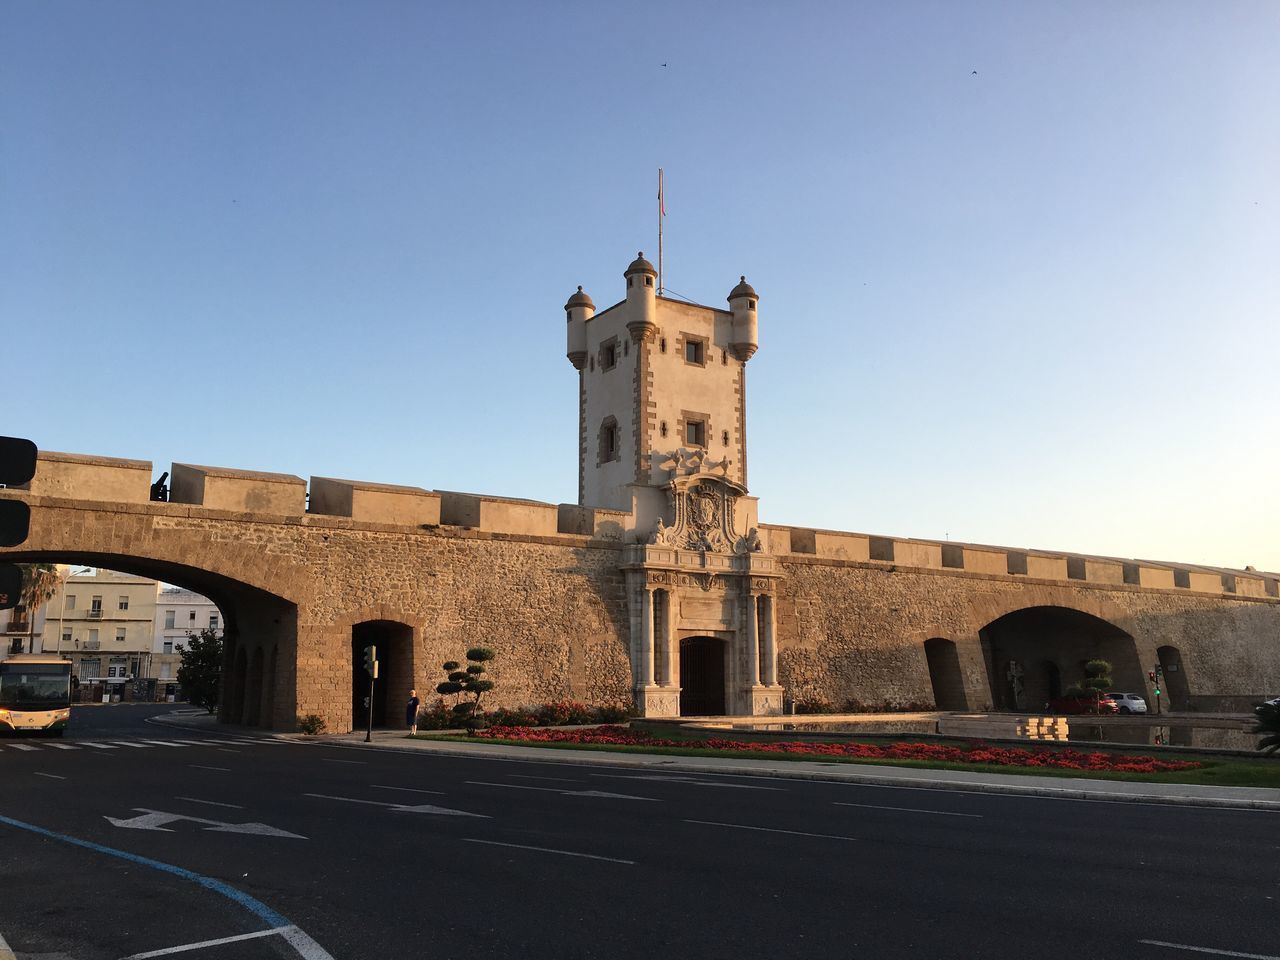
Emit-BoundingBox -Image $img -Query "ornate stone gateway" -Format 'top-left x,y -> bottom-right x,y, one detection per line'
622,451 -> 784,718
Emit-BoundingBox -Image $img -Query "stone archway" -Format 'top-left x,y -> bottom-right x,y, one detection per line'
679,635 -> 726,716
923,638 -> 967,710
978,605 -> 1141,711
351,620 -> 415,730
0,549 -> 296,730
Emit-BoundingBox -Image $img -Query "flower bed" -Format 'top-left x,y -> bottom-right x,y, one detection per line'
471,725 -> 1201,773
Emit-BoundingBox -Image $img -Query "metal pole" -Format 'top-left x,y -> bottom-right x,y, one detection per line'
657,168 -> 664,296
365,671 -> 375,743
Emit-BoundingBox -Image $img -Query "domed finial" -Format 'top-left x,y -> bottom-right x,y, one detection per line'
741,275 -> 746,282
577,285 -> 583,292
638,251 -> 644,258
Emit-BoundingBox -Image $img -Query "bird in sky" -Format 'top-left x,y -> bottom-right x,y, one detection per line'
662,62 -> 668,67
971,70 -> 978,75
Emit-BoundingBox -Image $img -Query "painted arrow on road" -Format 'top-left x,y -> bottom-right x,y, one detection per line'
104,808 -> 306,839
467,781 -> 662,802
303,794 -> 489,817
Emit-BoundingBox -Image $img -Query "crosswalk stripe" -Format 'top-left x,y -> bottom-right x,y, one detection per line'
106,741 -> 152,748
9,744 -> 40,751
138,740 -> 188,748
170,739 -> 217,746
45,743 -> 79,750
78,742 -> 119,749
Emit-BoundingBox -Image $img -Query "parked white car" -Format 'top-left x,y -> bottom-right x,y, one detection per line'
1110,692 -> 1148,714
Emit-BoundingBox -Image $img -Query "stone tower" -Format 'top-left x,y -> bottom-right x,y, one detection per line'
566,253 -> 760,526
565,254 -> 782,718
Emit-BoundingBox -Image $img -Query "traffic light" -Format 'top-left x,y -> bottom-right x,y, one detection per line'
362,644 -> 378,679
0,436 -> 37,609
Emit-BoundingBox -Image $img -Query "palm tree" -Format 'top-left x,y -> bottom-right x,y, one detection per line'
18,563 -> 60,655
1254,700 -> 1280,756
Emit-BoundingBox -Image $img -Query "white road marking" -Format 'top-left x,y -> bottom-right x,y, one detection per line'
120,925 -> 293,958
78,742 -> 119,749
460,838 -> 634,865
189,765 -> 231,772
369,784 -> 446,796
34,772 -> 66,780
170,740 -> 216,746
591,773 -> 785,791
1137,940 -> 1280,959
9,744 -> 40,751
138,740 -> 188,748
686,819 -> 860,842
466,780 -> 661,802
44,743 -> 78,750
105,808 -> 306,839
303,793 -> 487,817
834,801 -> 983,818
106,741 -> 152,748
318,758 -> 365,765
175,796 -> 244,810
509,774 -> 582,783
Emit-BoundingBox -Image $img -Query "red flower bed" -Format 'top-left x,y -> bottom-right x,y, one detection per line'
472,725 -> 1201,773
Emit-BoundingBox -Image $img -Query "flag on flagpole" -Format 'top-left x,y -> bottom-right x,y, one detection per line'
659,169 -> 665,217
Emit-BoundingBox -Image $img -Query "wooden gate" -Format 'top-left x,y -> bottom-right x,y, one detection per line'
679,636 -> 726,716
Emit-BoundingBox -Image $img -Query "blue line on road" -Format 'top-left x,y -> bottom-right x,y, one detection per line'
0,813 -> 288,928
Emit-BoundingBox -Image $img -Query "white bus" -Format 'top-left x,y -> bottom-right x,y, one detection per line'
0,654 -> 73,736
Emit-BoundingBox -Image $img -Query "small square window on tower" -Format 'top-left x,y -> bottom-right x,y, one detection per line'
686,419 -> 706,447
684,339 -> 705,365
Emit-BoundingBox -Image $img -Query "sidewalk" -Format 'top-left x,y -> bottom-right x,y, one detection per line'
325,728 -> 1280,812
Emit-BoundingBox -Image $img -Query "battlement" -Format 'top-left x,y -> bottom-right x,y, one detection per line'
10,449 -> 1275,601
763,523 -> 1279,600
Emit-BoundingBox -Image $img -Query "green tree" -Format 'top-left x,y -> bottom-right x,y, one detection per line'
176,627 -> 223,714
18,563 -> 60,655
1081,659 -> 1113,709
434,647 -> 496,728
1253,701 -> 1280,756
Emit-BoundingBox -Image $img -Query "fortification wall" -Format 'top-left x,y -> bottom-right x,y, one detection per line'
776,556 -> 1280,712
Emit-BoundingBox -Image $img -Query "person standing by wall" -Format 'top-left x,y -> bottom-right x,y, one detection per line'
405,689 -> 420,736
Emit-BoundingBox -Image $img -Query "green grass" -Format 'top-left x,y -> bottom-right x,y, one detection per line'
412,732 -> 1280,789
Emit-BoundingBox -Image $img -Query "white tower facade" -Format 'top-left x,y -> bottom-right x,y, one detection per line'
565,253 -> 780,719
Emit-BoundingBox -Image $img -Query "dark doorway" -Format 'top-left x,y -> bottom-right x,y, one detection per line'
923,638 -> 967,710
1040,660 -> 1062,701
351,620 -> 413,730
680,636 -> 726,716
1157,645 -> 1190,711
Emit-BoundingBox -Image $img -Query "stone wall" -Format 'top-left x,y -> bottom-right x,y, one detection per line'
776,557 -> 1280,712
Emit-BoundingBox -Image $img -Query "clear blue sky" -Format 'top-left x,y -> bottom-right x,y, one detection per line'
4,1 -> 1277,571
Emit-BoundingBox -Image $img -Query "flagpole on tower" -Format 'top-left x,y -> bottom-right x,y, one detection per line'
657,168 -> 665,296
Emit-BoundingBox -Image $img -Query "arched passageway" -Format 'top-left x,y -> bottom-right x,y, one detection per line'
679,636 -> 726,716
923,638 -> 967,710
0,549 -> 297,730
1157,645 -> 1191,711
244,648 -> 264,725
351,620 -> 414,730
978,606 -> 1141,711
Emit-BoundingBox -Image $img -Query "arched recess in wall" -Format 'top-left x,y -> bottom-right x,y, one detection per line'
350,620 -> 416,731
1,549 -> 298,731
978,605 -> 1141,712
923,638 -> 967,711
1157,645 -> 1191,711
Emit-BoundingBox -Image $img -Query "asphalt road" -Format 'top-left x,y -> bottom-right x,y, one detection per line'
1,705 -> 1277,960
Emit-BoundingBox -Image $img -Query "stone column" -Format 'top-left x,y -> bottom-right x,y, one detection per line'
746,593 -> 761,686
762,594 -> 778,687
660,589 -> 678,686
639,586 -> 656,688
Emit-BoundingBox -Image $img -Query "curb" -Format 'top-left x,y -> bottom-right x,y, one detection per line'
326,737 -> 1280,813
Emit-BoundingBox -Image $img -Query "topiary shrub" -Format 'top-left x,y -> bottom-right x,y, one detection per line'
296,714 -> 326,735
1253,700 -> 1280,756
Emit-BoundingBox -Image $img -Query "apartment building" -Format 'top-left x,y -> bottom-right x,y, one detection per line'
152,587 -> 222,681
